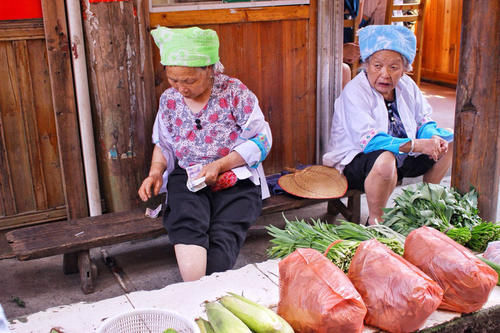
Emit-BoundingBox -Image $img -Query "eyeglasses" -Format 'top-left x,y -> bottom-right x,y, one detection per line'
195,119 -> 202,130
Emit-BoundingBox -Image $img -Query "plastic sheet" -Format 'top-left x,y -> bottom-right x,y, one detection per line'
484,241 -> 500,264
347,239 -> 443,333
404,226 -> 498,313
278,248 -> 367,333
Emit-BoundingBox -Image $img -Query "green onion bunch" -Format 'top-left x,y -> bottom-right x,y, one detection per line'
267,216 -> 405,273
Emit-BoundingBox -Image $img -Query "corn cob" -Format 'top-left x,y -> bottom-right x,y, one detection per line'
196,318 -> 215,333
220,292 -> 294,333
205,301 -> 252,333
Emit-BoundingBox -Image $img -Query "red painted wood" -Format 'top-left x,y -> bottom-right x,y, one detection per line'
0,1 -> 43,20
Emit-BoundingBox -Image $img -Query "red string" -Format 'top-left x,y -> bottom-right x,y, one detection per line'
324,239 -> 343,256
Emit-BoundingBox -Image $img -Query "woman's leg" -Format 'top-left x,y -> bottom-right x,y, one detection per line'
164,166 -> 211,282
206,180 -> 261,275
364,151 -> 398,225
342,63 -> 352,89
174,244 -> 207,281
423,142 -> 453,184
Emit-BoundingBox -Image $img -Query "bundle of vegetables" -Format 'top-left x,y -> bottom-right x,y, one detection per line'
267,216 -> 404,273
197,293 -> 293,333
382,183 -> 500,250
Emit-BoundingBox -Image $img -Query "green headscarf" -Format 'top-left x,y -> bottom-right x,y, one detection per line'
151,26 -> 220,67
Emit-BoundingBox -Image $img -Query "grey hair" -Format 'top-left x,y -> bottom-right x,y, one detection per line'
359,53 -> 413,73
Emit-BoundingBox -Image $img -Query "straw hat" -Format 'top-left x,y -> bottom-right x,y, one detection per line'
278,165 -> 348,199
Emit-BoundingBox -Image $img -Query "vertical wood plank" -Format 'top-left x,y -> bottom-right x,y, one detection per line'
421,0 -> 462,84
27,39 -> 66,208
133,0 -> 157,193
0,42 -> 35,214
15,40 -> 48,211
258,21 -> 284,173
0,42 -> 18,216
308,0 -> 318,161
452,0 -> 499,221
41,0 -> 89,219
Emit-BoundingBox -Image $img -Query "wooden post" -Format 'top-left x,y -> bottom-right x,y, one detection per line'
81,0 -> 156,212
40,0 -> 89,220
452,0 -> 500,221
41,0 -> 91,290
316,0 -> 344,161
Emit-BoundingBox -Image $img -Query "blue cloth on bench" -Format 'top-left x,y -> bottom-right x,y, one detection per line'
265,164 -> 310,195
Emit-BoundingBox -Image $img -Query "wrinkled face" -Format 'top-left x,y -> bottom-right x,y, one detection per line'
165,66 -> 213,100
365,50 -> 405,100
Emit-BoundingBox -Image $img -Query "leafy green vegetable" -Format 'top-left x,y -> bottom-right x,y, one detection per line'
468,222 -> 500,252
381,183 -> 499,248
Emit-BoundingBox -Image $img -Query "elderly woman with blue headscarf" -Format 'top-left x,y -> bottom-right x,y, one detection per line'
323,25 -> 453,225
138,27 -> 272,281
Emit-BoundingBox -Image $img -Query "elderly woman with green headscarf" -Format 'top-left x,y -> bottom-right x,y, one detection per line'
323,25 -> 453,226
138,27 -> 272,281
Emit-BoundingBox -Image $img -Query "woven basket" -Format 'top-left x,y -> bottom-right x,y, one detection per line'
97,309 -> 200,333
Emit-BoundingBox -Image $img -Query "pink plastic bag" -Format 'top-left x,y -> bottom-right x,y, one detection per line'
404,226 -> 498,313
484,241 -> 500,264
347,239 -> 443,333
278,248 -> 367,333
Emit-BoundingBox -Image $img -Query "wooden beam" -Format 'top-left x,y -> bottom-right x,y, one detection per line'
0,19 -> 45,41
452,0 -> 500,221
40,0 -> 89,220
150,5 -> 309,27
0,207 -> 67,231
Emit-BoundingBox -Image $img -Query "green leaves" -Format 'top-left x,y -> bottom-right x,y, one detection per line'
382,183 -> 499,249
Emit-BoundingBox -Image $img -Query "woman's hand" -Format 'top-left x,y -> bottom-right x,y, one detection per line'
138,173 -> 163,202
415,137 -> 448,161
198,161 -> 222,186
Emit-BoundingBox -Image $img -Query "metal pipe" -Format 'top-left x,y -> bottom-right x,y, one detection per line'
66,0 -> 102,216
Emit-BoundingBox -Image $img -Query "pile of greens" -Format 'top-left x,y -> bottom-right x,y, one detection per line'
267,216 -> 405,273
382,183 -> 500,252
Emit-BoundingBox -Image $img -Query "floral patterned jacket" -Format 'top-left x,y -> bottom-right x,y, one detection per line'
153,73 -> 272,199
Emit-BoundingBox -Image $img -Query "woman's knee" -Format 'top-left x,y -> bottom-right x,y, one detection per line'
370,151 -> 397,181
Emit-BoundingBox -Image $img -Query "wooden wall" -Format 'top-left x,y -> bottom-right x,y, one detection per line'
0,19 -> 66,229
82,0 -> 156,213
150,3 -> 318,175
421,0 -> 462,85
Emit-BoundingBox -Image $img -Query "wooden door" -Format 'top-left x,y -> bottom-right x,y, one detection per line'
0,19 -> 66,230
421,0 -> 462,85
150,2 -> 318,175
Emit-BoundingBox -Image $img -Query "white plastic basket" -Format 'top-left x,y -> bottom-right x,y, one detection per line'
97,308 -> 200,333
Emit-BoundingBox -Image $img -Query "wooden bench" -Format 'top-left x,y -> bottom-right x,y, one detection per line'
5,191 -> 361,294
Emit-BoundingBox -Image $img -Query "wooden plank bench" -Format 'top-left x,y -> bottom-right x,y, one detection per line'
5,190 -> 361,294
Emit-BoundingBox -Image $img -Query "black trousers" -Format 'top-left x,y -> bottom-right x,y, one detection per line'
163,165 -> 262,275
343,150 -> 435,192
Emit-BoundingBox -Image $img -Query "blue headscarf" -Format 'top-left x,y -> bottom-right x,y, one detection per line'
358,25 -> 416,64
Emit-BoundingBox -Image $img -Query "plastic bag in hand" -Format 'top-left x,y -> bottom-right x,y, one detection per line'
348,239 -> 443,333
278,248 -> 367,333
484,240 -> 500,265
404,226 -> 498,313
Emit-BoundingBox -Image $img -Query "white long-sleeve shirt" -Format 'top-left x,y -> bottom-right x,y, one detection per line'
323,71 -> 436,172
